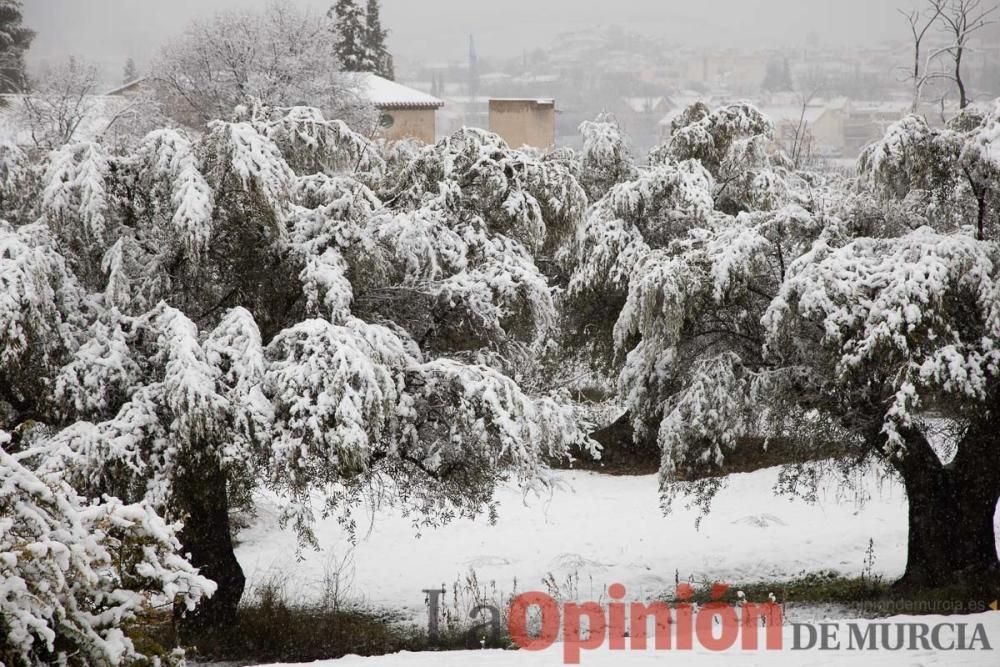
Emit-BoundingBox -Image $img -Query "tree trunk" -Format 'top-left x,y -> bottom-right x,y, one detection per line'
955,45 -> 968,109
899,469 -> 999,587
174,456 -> 246,630
893,427 -> 1000,590
975,187 -> 987,241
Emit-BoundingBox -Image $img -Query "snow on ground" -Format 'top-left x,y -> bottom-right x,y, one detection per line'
234,465 -> 970,620
257,612 -> 1000,666
237,465 -> 1000,665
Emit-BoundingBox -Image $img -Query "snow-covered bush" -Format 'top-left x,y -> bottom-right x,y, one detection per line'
1,433 -> 213,667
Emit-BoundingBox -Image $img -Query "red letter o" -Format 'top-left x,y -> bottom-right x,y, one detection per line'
508,592 -> 561,651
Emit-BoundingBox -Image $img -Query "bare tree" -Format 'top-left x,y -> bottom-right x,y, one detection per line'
19,57 -> 162,150
151,0 -> 373,129
900,1 -> 947,112
787,68 -> 825,168
20,57 -> 100,149
936,0 -> 998,108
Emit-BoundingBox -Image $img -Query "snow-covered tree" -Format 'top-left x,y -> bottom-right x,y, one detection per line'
577,113 -> 636,202
575,98 -> 1000,589
121,57 -> 138,84
2,107 -> 595,630
0,221 -> 85,421
650,101 -> 793,215
609,203 -> 840,466
859,102 -> 1000,240
624,210 -> 1000,589
1,433 -> 214,666
652,102 -> 772,179
935,0 -> 998,109
152,1 -> 372,129
20,58 -> 164,152
19,58 -> 100,150
0,141 -> 35,222
330,0 -> 370,73
0,0 -> 33,93
364,0 -> 394,80
563,157 -> 714,375
760,228 -> 1000,586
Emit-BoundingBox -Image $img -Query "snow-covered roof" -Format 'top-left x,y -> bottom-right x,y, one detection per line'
359,74 -> 443,110
490,98 -> 556,107
511,73 -> 560,84
441,95 -> 491,106
479,72 -> 513,82
104,77 -> 148,96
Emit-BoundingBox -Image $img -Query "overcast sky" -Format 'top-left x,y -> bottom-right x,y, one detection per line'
25,0 -> 923,75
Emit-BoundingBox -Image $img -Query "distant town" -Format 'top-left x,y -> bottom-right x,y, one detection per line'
387,24 -> 1000,160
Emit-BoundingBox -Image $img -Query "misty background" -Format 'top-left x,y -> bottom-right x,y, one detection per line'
26,0 -> 928,72
19,0 -> 1000,158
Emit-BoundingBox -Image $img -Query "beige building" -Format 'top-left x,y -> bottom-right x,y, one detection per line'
489,98 -> 556,150
362,74 -> 444,144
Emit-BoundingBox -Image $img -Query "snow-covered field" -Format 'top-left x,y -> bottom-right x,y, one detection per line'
236,466 -> 925,618
236,466 -> 1000,666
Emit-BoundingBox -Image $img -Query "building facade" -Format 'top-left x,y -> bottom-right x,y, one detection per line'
489,98 -> 556,150
363,74 -> 444,144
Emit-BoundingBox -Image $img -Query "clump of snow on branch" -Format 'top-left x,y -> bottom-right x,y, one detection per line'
264,318 -> 404,505
41,142 -> 111,243
261,105 -> 384,176
204,120 -> 295,226
300,248 -> 354,323
136,129 -> 215,255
